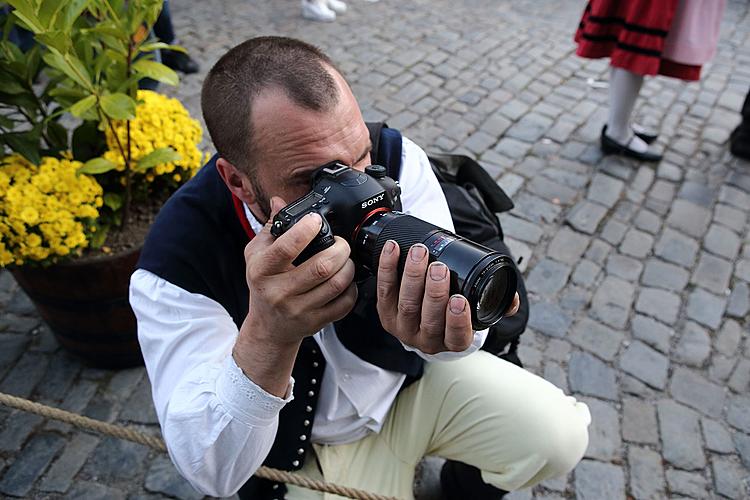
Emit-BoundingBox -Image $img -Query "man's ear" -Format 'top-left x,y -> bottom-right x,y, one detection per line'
216,157 -> 255,205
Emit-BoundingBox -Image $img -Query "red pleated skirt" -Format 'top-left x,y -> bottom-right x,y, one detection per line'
575,0 -> 702,81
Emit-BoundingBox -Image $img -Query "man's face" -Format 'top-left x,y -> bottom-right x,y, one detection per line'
247,69 -> 372,221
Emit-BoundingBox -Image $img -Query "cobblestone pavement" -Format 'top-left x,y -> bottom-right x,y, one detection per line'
1,0 -> 749,498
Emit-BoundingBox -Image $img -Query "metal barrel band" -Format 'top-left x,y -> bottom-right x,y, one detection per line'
0,392 -> 398,500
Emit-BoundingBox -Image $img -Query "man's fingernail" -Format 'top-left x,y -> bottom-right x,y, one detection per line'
450,295 -> 466,314
429,262 -> 448,280
307,212 -> 322,225
383,240 -> 396,255
410,244 -> 427,262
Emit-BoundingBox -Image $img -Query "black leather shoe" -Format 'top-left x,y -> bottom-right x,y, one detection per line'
161,49 -> 200,74
633,128 -> 658,144
601,125 -> 662,162
730,128 -> 750,160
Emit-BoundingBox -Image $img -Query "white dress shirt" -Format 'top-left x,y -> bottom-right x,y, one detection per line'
130,137 -> 489,497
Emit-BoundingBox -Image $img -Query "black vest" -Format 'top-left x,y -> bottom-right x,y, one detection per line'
137,125 -> 415,500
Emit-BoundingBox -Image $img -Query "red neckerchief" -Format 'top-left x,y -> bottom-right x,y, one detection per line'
231,193 -> 256,240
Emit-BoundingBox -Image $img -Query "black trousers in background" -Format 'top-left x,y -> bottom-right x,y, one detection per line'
153,0 -> 176,44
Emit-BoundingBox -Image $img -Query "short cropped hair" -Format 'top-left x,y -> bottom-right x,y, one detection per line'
201,36 -> 340,172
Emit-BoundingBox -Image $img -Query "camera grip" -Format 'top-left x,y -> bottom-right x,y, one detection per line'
292,217 -> 335,266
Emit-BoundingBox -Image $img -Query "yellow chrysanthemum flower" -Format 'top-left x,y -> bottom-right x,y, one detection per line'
104,90 -> 204,183
0,154 -> 103,267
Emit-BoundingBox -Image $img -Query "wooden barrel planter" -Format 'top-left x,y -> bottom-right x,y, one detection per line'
10,247 -> 143,369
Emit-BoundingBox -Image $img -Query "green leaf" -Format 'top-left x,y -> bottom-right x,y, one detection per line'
0,115 -> 15,129
100,92 -> 136,120
36,31 -> 70,55
39,0 -> 65,29
135,147 -> 180,172
103,192 -> 122,211
69,94 -> 97,117
80,24 -> 122,38
72,120 -> 106,161
6,60 -> 28,80
45,120 -> 68,150
25,45 -> 42,82
139,42 -> 186,54
0,71 -> 26,94
42,50 -> 92,90
4,128 -> 42,165
98,33 -> 127,53
5,1 -> 45,33
0,39 -> 24,63
88,222 -> 109,248
65,52 -> 93,88
0,91 -> 39,115
61,0 -> 90,29
132,59 -> 178,86
77,157 -> 117,175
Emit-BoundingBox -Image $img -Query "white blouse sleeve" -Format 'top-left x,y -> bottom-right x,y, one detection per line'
397,136 -> 489,361
129,269 -> 293,497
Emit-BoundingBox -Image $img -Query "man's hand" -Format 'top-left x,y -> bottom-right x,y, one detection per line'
233,197 -> 357,396
376,240 -> 521,355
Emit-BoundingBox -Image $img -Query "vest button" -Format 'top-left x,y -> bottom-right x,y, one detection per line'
304,420 -> 310,426
313,362 -> 319,368
311,378 -> 317,385
300,434 -> 307,441
308,390 -> 315,397
292,460 -> 300,467
306,406 -> 313,412
298,448 -> 304,455
272,484 -> 279,490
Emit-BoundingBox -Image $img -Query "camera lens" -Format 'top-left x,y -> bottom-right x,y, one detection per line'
354,212 -> 517,330
478,270 -> 508,323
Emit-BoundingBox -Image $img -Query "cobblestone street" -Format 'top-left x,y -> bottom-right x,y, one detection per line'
1,0 -> 750,498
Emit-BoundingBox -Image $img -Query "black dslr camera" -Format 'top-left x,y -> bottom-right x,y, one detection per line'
270,161 -> 517,330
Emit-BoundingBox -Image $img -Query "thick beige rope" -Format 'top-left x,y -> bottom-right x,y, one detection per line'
0,392 -> 398,500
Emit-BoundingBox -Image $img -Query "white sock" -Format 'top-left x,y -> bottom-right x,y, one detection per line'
607,67 -> 648,153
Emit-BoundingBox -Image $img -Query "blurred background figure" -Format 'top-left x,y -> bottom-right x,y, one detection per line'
301,0 -> 347,22
731,88 -> 750,160
154,0 -> 200,74
575,0 -> 726,162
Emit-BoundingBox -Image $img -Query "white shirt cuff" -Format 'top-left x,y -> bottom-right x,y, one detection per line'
400,328 -> 488,361
216,355 -> 294,425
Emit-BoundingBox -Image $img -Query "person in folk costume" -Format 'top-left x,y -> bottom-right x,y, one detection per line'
575,0 -> 726,162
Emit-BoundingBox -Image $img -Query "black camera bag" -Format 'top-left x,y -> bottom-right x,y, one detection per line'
367,122 -> 529,367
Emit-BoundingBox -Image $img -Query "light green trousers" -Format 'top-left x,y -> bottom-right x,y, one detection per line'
288,350 -> 591,500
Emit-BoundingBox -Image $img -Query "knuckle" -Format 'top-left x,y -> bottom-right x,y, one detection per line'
378,252 -> 396,270
425,284 -> 448,301
397,300 -> 421,316
313,257 -> 332,280
266,288 -> 285,309
404,264 -> 425,280
376,282 -> 392,302
327,273 -> 349,296
275,240 -> 297,262
421,317 -> 443,334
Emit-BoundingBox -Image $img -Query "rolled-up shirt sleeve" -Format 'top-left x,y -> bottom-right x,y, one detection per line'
129,269 -> 293,497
